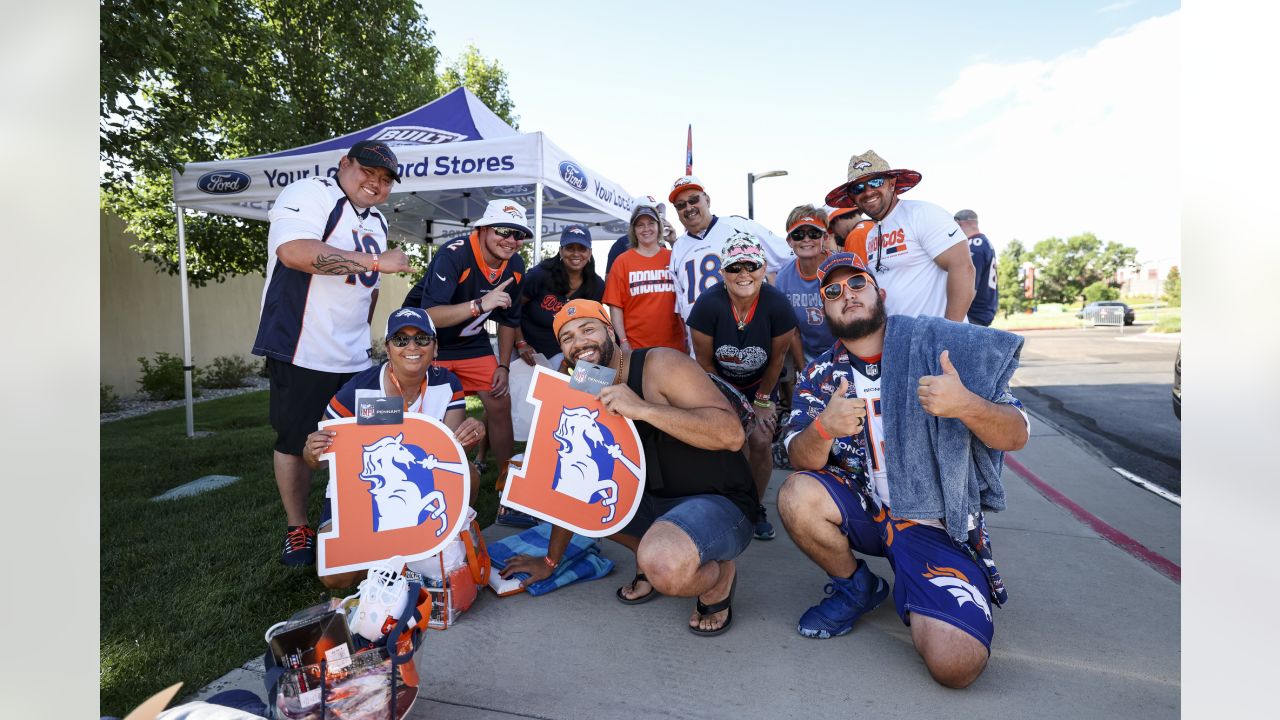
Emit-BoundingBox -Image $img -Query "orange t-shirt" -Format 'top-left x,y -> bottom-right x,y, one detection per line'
602,248 -> 687,352
842,219 -> 876,265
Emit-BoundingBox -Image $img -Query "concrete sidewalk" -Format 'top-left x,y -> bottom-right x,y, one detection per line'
193,412 -> 1181,718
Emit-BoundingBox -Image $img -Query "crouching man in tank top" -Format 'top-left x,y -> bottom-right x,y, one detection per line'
499,300 -> 757,636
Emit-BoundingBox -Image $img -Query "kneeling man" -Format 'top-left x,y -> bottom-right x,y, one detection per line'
500,300 -> 757,636
778,253 -> 1028,687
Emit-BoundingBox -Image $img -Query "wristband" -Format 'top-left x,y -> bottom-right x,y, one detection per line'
497,364 -> 509,371
371,253 -> 379,273
813,415 -> 834,440
543,555 -> 558,570
752,398 -> 774,409
470,299 -> 481,317
515,340 -> 529,350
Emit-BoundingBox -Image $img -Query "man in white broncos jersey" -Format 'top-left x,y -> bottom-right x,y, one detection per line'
667,175 -> 794,322
252,140 -> 414,567
824,150 -> 975,321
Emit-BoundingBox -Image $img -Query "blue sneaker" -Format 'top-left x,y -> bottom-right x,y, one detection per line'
797,561 -> 889,639
495,505 -> 539,528
754,505 -> 775,540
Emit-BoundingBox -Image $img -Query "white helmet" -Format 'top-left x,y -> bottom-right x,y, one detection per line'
346,560 -> 411,642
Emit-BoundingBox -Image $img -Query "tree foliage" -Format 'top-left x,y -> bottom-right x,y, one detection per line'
1027,232 -> 1138,305
101,1 -> 516,285
440,44 -> 519,129
996,239 -> 1031,318
1163,265 -> 1181,307
1081,280 -> 1120,303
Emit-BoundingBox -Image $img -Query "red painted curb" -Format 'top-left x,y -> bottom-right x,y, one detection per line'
1005,455 -> 1181,584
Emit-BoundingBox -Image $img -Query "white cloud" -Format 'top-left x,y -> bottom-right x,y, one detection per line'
926,11 -> 1179,264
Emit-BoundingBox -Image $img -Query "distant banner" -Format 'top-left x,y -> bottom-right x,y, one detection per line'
500,367 -> 646,537
317,414 -> 470,575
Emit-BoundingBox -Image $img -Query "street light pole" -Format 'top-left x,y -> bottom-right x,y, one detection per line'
747,169 -> 788,219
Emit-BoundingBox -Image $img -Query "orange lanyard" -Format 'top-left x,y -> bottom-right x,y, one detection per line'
387,369 -> 426,413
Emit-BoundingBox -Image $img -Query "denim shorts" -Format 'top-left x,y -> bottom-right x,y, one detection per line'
619,493 -> 753,564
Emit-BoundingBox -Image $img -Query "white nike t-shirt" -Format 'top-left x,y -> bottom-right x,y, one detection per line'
859,199 -> 967,319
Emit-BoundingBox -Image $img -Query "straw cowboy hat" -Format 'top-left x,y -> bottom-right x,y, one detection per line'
824,150 -> 923,209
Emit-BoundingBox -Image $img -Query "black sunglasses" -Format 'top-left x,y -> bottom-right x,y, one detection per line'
492,226 -> 530,241
820,274 -> 872,301
788,228 -> 825,242
851,176 -> 889,196
672,194 -> 703,211
723,262 -> 761,274
387,333 -> 436,348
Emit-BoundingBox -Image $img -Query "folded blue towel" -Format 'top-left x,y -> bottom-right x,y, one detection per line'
487,523 -> 615,596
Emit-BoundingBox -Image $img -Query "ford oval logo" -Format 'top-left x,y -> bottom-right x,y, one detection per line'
490,184 -> 534,197
196,170 -> 251,195
558,161 -> 588,191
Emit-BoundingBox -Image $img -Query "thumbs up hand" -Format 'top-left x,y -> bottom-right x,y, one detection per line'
819,377 -> 867,437
917,350 -> 975,418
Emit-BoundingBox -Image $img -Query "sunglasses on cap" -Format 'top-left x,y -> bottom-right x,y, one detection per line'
820,273 -> 873,301
492,227 -> 530,241
672,193 -> 703,211
788,228 -> 825,242
387,333 -> 436,348
850,176 -> 889,196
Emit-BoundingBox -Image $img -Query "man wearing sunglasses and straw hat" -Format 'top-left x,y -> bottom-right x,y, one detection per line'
825,151 -> 975,321
776,252 -> 1028,688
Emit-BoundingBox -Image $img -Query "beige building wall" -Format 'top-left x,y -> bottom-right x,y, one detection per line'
100,211 -> 415,395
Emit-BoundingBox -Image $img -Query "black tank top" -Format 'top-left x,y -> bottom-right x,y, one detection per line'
626,348 -> 759,523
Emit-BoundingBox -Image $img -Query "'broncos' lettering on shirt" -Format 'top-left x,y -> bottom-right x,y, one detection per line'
627,268 -> 676,295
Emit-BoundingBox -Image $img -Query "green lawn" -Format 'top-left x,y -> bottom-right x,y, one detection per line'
100,391 -> 510,716
991,303 -> 1181,332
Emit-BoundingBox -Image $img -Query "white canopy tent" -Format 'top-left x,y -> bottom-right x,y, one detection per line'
170,88 -> 637,435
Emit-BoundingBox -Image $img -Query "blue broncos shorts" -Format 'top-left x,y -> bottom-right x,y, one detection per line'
802,470 -> 996,650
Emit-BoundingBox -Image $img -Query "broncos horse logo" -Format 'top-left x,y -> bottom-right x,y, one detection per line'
921,564 -> 992,622
360,433 -> 468,535
552,407 -> 641,524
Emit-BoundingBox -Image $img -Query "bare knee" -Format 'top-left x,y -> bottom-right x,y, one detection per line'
777,473 -> 827,525
635,522 -> 699,595
911,614 -> 989,689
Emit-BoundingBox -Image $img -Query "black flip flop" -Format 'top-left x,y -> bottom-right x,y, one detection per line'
616,572 -> 658,605
689,573 -> 737,637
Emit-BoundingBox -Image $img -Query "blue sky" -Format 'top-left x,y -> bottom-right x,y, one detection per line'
421,1 -> 1180,265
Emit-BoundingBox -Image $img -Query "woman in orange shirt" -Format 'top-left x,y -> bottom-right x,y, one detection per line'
602,201 -> 688,352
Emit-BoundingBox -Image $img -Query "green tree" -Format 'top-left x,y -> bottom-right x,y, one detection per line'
1029,232 -> 1138,305
440,44 -> 519,128
1082,280 -> 1120,303
101,2 -> 518,285
1163,265 -> 1181,307
996,239 -> 1031,318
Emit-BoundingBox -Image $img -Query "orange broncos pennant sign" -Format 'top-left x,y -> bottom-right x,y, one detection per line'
501,366 -> 646,537
316,414 -> 471,576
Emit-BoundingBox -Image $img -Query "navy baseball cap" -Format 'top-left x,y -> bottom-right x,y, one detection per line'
348,140 -> 402,182
559,224 -> 592,247
818,252 -> 875,286
386,306 -> 436,337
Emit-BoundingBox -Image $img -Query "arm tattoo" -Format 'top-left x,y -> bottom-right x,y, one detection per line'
312,253 -> 368,275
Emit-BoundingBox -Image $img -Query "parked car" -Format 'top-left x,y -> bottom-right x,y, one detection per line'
1075,301 -> 1135,325
1172,343 -> 1181,419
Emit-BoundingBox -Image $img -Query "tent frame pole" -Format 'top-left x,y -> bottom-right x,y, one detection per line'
534,181 -> 545,261
175,203 -> 195,438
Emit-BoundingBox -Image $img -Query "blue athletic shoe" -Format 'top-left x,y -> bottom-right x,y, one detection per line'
754,505 -> 775,540
797,561 -> 889,639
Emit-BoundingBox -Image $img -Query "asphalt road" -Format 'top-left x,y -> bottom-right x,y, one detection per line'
1009,326 -> 1182,494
